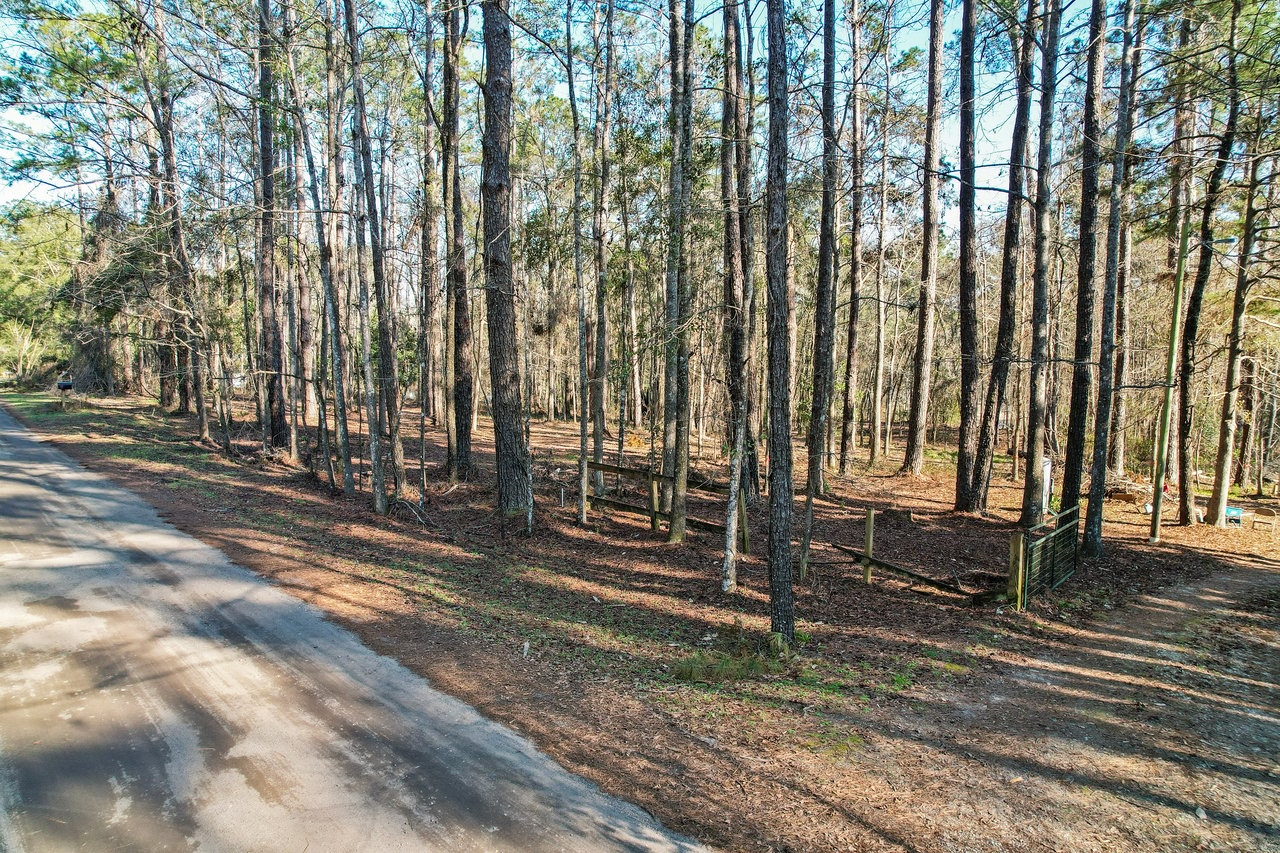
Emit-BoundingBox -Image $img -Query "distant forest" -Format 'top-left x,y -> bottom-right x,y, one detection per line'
2,0 -> 1277,636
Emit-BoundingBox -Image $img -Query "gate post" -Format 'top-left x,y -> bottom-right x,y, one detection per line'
863,509 -> 875,584
1008,530 -> 1025,610
647,476 -> 660,531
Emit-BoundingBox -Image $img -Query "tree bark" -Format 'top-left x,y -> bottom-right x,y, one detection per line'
1235,357 -> 1255,487
481,0 -> 531,520
149,3 -> 208,443
765,0 -> 794,643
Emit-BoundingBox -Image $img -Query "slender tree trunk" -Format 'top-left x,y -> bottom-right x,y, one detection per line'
1020,0 -> 1060,527
291,137 -> 316,426
739,0 -> 760,498
661,0 -> 685,512
147,4 -> 209,444
343,0 -> 404,498
765,0 -> 794,643
590,0 -> 615,496
567,0 -> 590,525
283,40 -> 354,494
1178,0 -> 1241,525
1083,0 -> 1139,555
1207,130 -> 1261,526
1108,217 -> 1131,475
416,12 -> 438,499
870,14 -> 890,466
799,0 -> 840,573
443,3 -> 471,479
258,0 -> 289,449
668,0 -> 696,542
721,0 -> 748,591
900,0 -> 943,476
481,0 -> 530,521
838,0 -> 864,476
954,0 -> 981,510
351,144 -> 386,513
1060,0 -> 1108,513
1235,356 -> 1255,487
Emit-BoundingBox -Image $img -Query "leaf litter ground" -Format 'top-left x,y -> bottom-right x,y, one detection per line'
4,393 -> 1276,852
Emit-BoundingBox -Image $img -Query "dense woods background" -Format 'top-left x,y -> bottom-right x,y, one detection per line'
2,0 -> 1279,639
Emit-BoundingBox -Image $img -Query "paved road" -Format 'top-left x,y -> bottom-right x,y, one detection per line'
0,408 -> 704,853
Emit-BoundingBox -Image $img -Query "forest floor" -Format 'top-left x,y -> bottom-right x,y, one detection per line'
3,391 -> 1277,852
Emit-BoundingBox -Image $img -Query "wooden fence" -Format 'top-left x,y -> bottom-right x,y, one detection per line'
582,460 -> 749,552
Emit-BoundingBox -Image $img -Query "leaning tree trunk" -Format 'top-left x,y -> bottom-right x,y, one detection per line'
283,38 -> 353,494
1207,127 -> 1261,526
1178,0 -> 1241,526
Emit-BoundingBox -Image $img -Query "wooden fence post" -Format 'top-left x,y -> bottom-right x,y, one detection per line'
647,475 -> 660,532
863,508 -> 875,584
1008,530 -> 1025,610
736,486 -> 750,554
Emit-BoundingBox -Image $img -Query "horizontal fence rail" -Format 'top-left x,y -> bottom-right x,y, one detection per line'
581,459 -> 748,550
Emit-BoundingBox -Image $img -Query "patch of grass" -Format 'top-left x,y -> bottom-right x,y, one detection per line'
672,649 -> 787,683
804,720 -> 865,759
672,621 -> 795,684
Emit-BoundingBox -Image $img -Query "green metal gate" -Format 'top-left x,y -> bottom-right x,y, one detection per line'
1008,505 -> 1080,610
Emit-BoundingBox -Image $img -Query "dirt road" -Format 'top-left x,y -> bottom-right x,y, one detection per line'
0,408 -> 702,852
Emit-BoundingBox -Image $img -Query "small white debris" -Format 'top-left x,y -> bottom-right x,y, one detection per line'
521,641 -> 530,658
